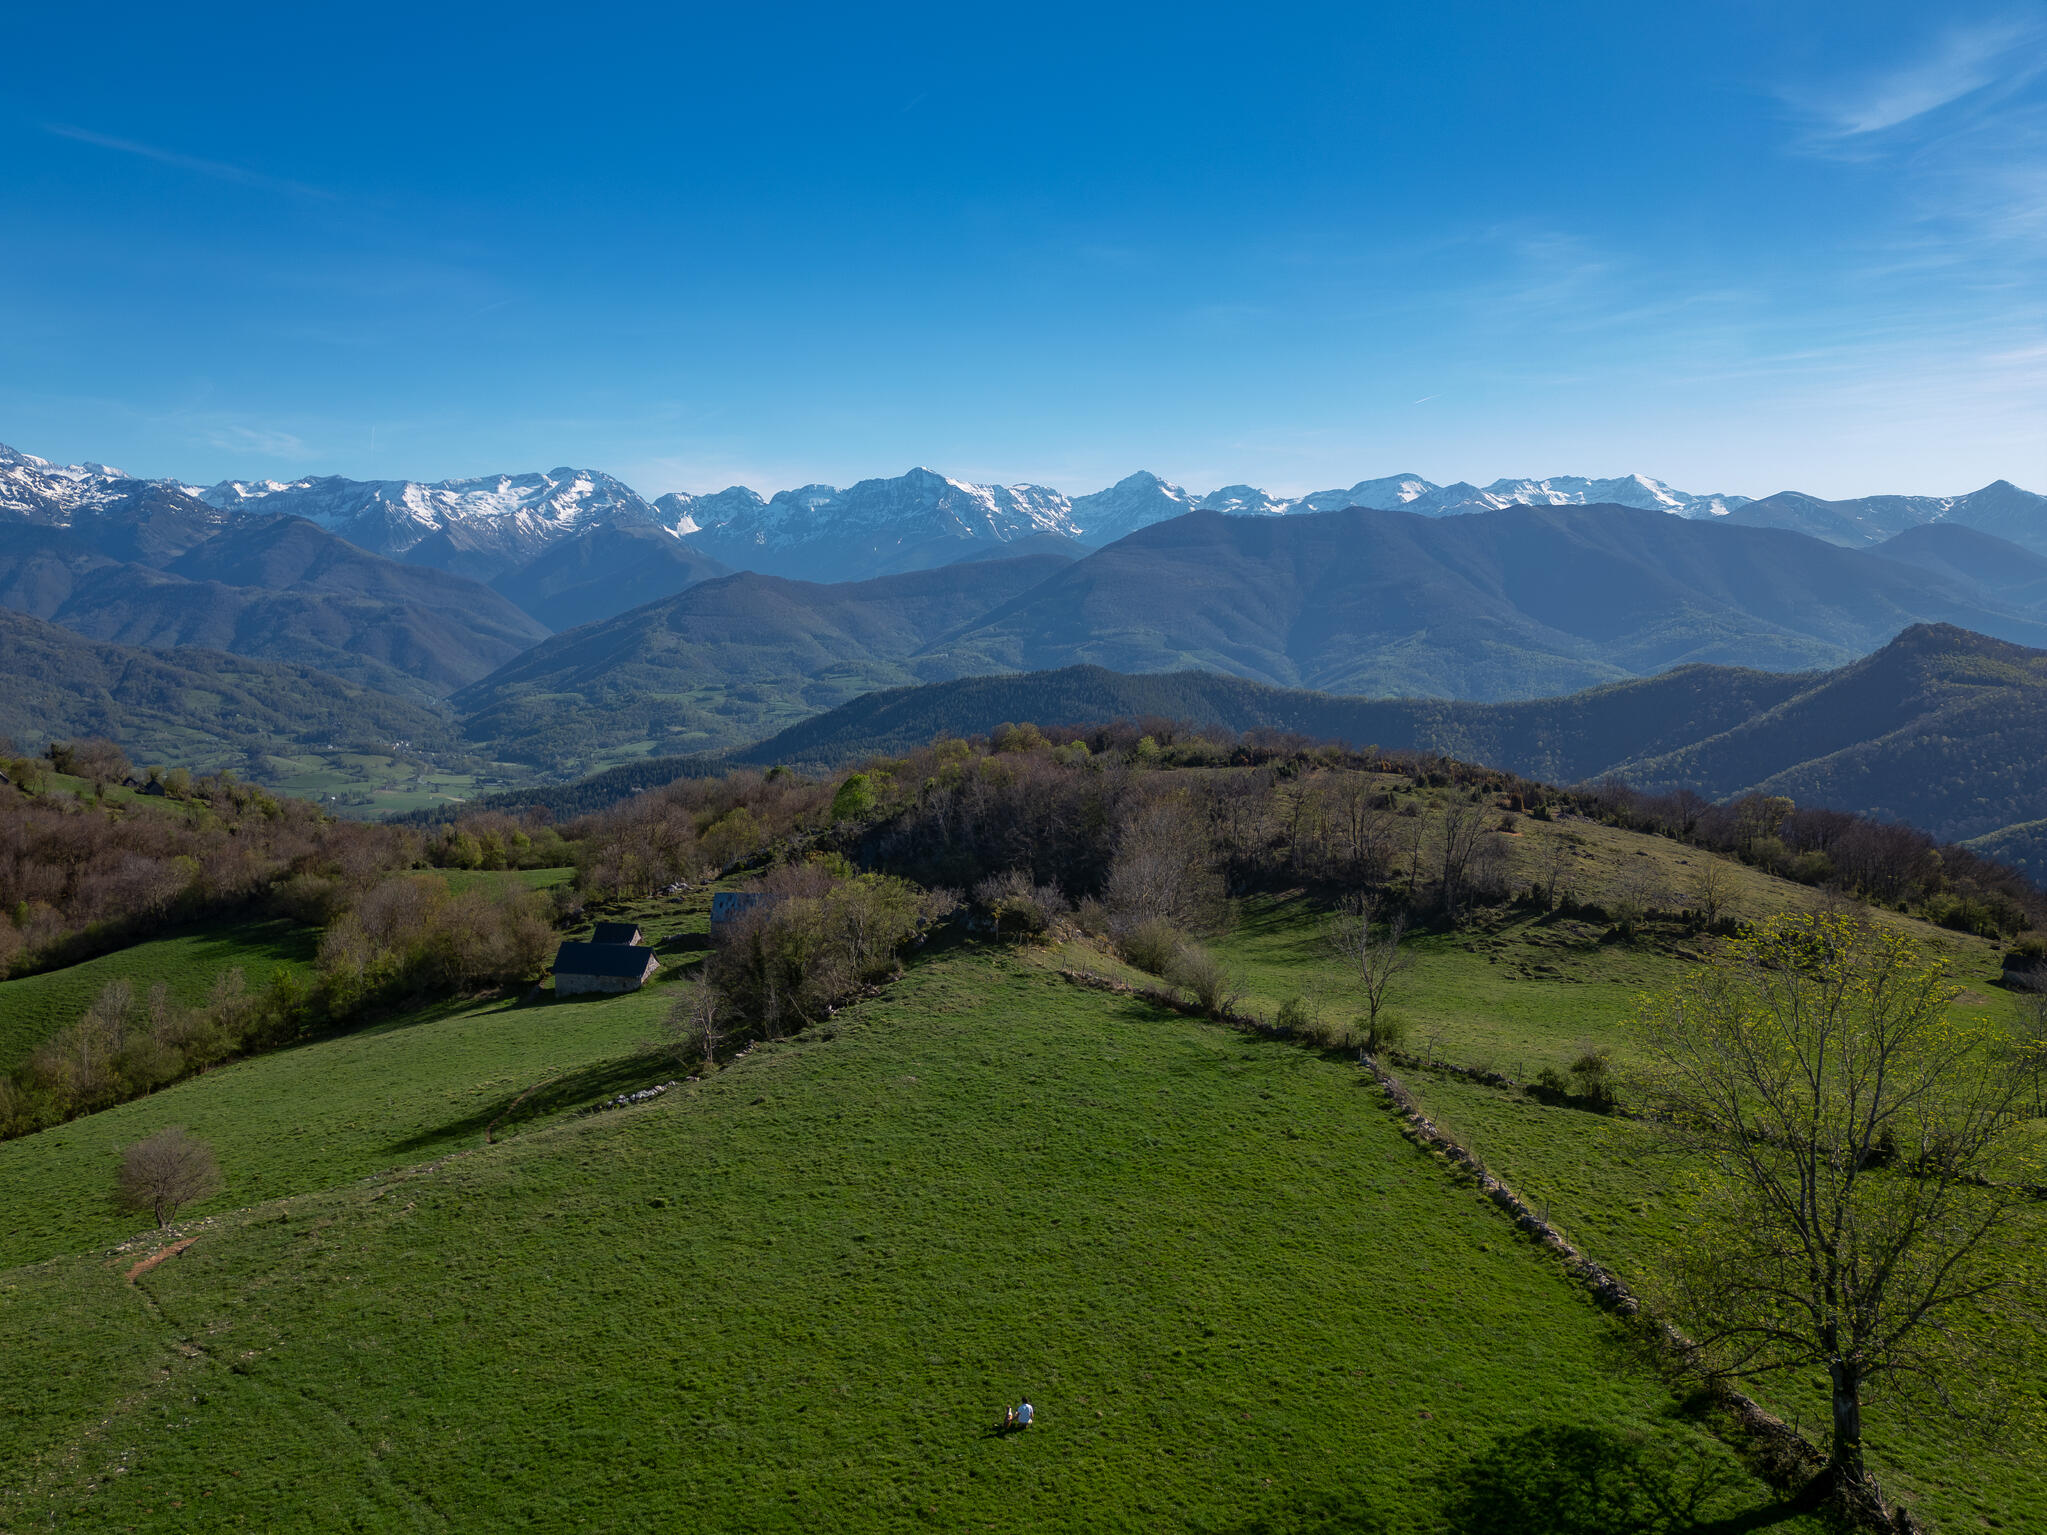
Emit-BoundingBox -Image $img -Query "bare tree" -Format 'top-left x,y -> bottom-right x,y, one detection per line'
1399,805 -> 1430,897
1329,892 -> 1413,1053
1437,802 -> 1486,917
114,1126 -> 223,1229
1631,913 -> 2045,1503
1535,828 -> 1576,912
1104,799 -> 1222,931
1691,856 -> 1733,927
1328,773 -> 1394,882
663,969 -> 729,1069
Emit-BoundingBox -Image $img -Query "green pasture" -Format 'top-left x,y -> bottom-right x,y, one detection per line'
436,865 -> 577,895
1399,1073 -> 2047,1532
1188,833 -> 2017,1079
0,889 -> 706,1270
0,949 -> 1817,1533
0,918 -> 320,1076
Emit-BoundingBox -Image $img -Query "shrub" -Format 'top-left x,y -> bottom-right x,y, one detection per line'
1567,1048 -> 1618,1111
1358,1011 -> 1409,1052
1164,943 -> 1244,1017
1531,1065 -> 1572,1102
974,869 -> 1066,941
2002,934 -> 2047,972
1276,994 -> 1314,1034
710,870 -> 944,1037
1118,917 -> 1183,975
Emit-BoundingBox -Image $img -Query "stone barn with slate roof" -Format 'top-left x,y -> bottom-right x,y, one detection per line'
590,921 -> 644,946
710,890 -> 780,935
553,940 -> 660,995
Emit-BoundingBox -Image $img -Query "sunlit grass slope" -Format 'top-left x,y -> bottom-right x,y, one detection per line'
0,878 -> 690,1270
0,950 -> 1817,1533
0,918 -> 319,1075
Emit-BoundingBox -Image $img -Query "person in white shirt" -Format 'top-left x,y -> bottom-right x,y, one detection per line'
1015,1398 -> 1033,1429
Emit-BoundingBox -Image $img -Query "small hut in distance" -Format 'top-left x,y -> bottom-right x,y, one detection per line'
590,921 -> 644,946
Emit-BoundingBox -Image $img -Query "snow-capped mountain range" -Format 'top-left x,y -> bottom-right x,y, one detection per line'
2,443 -> 152,518
196,466 -> 666,582
7,439 -> 2041,589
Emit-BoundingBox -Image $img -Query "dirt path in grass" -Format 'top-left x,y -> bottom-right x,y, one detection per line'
124,1237 -> 195,1282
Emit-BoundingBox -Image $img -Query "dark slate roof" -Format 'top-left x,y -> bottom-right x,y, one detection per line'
553,941 -> 657,979
590,922 -> 643,945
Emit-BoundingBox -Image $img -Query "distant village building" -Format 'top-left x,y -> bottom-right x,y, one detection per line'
589,921 -> 644,946
552,940 -> 660,995
710,890 -> 780,935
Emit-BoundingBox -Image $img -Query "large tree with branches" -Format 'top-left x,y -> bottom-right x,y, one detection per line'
1630,913 -> 2044,1502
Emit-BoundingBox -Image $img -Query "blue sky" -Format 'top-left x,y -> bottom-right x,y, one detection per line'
4,1 -> 2044,500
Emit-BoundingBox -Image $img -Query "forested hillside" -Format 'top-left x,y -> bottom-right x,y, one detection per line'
0,608 -> 461,774
453,553 -> 1075,768
738,625 -> 2047,851
0,515 -> 547,696
449,504 -> 2047,764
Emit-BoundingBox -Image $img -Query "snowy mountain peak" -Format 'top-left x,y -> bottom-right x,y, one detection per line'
193,465 -> 668,581
679,467 -> 1082,580
0,441 -> 172,521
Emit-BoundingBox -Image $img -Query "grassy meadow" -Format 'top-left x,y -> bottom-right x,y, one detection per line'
3,796 -> 2041,1530
0,876 -> 694,1270
0,948 -> 1825,1533
0,919 -> 320,1076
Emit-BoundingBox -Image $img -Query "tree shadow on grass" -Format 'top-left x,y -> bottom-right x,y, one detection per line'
1438,1424 -> 1827,1535
382,1051 -> 673,1156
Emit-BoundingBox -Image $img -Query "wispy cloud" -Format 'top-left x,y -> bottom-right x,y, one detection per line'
201,423 -> 310,458
1774,15 -> 2047,261
1792,17 -> 2046,139
43,123 -> 334,199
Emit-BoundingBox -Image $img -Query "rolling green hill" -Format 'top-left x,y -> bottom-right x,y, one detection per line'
4,752 -> 2039,1529
0,607 -> 464,775
0,515 -> 548,697
741,624 -> 2047,850
0,917 -> 319,1076
0,944 -> 1831,1533
451,504 -> 2047,769
453,553 -> 1075,769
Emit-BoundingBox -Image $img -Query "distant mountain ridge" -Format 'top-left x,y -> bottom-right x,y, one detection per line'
1727,482 -> 2047,553
737,624 -> 2047,856
0,607 -> 460,772
451,502 -> 2047,768
0,446 -> 548,696
663,467 -> 1082,582
15,439 -> 2040,608
195,464 -> 672,583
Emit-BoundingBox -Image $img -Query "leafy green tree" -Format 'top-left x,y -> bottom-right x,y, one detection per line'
1631,913 -> 2045,1502
830,773 -> 877,821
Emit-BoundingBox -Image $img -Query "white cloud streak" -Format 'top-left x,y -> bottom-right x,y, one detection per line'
43,124 -> 334,199
1802,18 -> 2045,137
